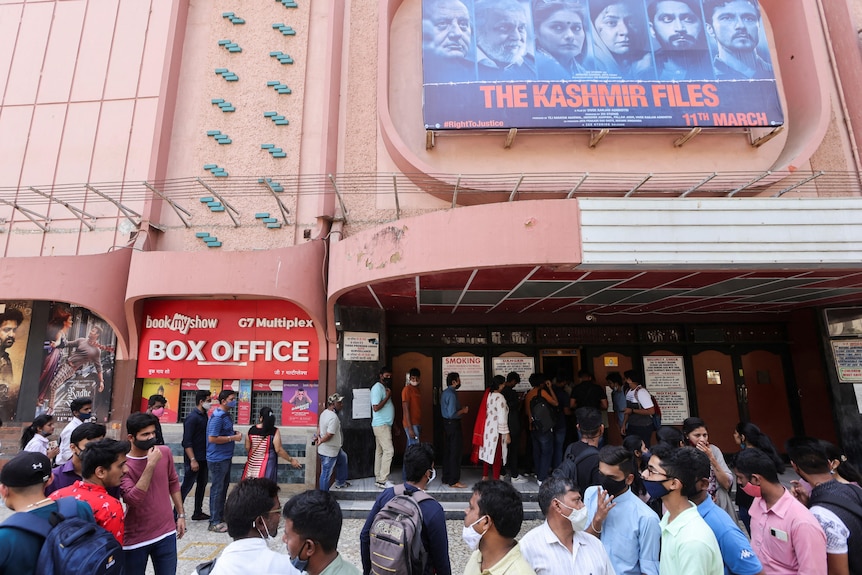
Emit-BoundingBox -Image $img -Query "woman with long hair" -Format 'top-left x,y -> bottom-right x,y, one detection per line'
479,375 -> 511,480
622,433 -> 649,502
37,307 -> 72,405
589,0 -> 655,79
683,416 -> 738,522
241,407 -> 300,482
732,421 -> 784,533
20,414 -> 59,460
533,0 -> 589,79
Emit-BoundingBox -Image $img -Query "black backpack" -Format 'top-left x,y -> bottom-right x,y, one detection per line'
552,443 -> 599,494
530,392 -> 556,433
369,484 -> 432,575
1,497 -> 124,575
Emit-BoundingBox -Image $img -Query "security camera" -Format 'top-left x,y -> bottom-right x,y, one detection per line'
585,314 -> 596,322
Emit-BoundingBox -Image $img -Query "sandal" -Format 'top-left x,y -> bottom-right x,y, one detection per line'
208,522 -> 228,533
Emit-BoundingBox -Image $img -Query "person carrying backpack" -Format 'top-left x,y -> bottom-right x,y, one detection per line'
0,451 -> 103,575
525,373 -> 559,486
359,443 -> 451,575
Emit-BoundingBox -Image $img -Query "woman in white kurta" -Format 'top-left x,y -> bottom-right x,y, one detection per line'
479,376 -> 511,480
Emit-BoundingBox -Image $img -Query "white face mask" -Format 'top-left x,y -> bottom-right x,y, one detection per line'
201,401 -> 212,411
427,468 -> 436,484
556,499 -> 589,531
256,516 -> 276,540
462,516 -> 487,550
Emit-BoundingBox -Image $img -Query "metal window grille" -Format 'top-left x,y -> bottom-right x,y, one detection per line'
251,391 -> 282,422
178,391 -> 198,421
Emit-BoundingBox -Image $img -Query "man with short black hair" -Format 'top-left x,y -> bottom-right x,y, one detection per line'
208,478 -> 298,574
648,0 -> 714,79
283,490 -> 358,575
121,412 -> 185,575
360,443 -> 451,575
734,447 -> 826,574
526,373 -> 559,485
50,438 -> 129,544
463,479 -> 533,574
318,393 -> 349,491
441,372 -> 469,488
207,389 -> 242,533
585,445 -> 660,575
554,407 -> 603,496
56,396 -> 94,465
688,446 -> 763,575
45,422 -> 107,495
370,366 -> 395,489
521,476 -> 615,574
703,0 -> 772,79
181,390 -> 211,521
0,308 -> 23,421
501,372 -> 525,482
642,446 -> 723,574
0,451 -> 95,575
787,436 -> 861,575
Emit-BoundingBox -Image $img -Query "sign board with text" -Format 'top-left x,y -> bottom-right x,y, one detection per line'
643,355 -> 689,425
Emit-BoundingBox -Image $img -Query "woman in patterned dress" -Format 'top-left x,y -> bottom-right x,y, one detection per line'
241,407 -> 300,481
479,375 -> 511,480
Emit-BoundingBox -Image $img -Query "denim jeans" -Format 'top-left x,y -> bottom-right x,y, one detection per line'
552,424 -> 567,468
531,429 -> 554,481
319,449 -> 348,491
208,459 -> 231,525
402,424 -> 421,480
124,533 -> 177,575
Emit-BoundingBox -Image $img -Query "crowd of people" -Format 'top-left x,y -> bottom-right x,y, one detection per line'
1,363 -> 861,575
423,0 -> 776,83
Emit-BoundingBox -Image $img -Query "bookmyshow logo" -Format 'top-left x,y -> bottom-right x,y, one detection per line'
145,313 -> 219,335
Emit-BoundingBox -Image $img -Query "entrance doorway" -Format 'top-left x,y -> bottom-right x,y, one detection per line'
540,349 -> 580,380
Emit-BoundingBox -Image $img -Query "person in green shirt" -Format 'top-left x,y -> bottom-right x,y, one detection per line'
282,489 -> 359,575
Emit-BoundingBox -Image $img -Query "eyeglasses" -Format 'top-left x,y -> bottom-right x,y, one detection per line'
642,467 -> 673,480
267,508 -> 282,515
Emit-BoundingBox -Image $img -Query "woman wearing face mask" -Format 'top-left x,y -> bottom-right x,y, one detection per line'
683,416 -> 738,523
20,414 -> 60,460
622,434 -> 650,503
521,476 -> 616,574
200,478 -> 293,575
533,0 -> 590,79
479,376 -> 511,481
731,421 -> 784,534
241,407 -> 301,482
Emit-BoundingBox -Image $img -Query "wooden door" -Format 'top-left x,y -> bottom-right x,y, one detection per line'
392,352 -> 433,453
690,350 -> 739,453
592,352 -> 634,445
741,350 -> 795,453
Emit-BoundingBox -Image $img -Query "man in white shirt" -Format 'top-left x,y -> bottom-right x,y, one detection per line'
207,478 -> 299,575
56,396 -> 94,465
317,393 -> 349,491
521,475 -> 616,575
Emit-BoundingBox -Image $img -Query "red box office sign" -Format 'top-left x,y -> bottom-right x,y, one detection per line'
137,300 -> 319,380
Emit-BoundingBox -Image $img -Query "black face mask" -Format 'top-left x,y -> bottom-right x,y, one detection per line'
601,475 -> 629,496
134,438 -> 158,452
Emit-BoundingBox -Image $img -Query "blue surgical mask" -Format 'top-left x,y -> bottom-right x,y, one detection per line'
227,400 -> 237,408
289,541 -> 309,572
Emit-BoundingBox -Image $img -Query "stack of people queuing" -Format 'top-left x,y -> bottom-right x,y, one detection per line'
1,366 -> 860,575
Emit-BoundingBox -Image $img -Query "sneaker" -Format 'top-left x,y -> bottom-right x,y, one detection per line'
384,481 -> 395,488
537,480 -> 543,487
208,522 -> 228,533
511,475 -> 528,483
191,512 -> 211,521
375,481 -> 387,489
333,482 -> 351,489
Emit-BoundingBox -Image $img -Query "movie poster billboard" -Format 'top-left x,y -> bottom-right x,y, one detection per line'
0,301 -> 33,421
140,378 -> 181,422
282,381 -> 318,426
422,0 -> 783,129
37,302 -> 117,423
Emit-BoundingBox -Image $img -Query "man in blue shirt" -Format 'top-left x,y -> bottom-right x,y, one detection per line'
690,447 -> 764,575
441,372 -> 469,488
360,443 -> 451,575
585,445 -> 660,575
370,366 -> 395,489
206,389 -> 241,533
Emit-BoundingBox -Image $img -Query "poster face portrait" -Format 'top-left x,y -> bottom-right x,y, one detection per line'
0,301 -> 33,422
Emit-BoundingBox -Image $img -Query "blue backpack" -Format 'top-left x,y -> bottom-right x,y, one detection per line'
1,497 -> 124,575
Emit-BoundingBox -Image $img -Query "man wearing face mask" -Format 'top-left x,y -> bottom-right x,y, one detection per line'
56,396 -> 94,465
121,412 -> 185,575
370,366 -> 395,489
688,448 -> 764,575
641,445 -> 723,575
441,372 -> 469,488
360,443 -> 450,575
584,445 -> 660,575
463,479 -> 533,575
521,476 -> 615,574
207,390 -> 242,533
181,390 -> 211,521
318,393 -> 349,491
283,489 -> 358,575
203,478 -> 298,575
146,394 -> 167,446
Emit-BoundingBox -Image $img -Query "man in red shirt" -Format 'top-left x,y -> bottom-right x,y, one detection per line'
50,438 -> 129,544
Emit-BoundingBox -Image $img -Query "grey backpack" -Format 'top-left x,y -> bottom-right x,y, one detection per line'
369,484 -> 432,575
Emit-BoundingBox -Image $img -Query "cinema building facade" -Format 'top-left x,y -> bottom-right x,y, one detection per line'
1,0 -> 861,482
